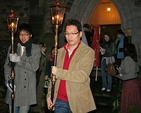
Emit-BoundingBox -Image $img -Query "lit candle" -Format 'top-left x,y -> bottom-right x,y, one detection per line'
11,22 -> 15,32
56,15 -> 59,24
52,16 -> 55,24
11,22 -> 15,28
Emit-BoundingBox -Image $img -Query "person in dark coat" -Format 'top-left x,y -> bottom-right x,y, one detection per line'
34,42 -> 47,113
45,46 -> 55,80
114,29 -> 129,93
115,29 -> 128,68
83,24 -> 92,47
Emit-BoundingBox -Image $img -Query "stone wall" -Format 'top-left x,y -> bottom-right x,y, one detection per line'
0,0 -> 140,64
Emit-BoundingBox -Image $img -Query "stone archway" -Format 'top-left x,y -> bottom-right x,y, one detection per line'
43,0 -> 140,64
65,0 -> 131,30
58,0 -> 131,46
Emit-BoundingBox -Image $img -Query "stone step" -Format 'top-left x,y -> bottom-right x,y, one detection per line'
94,94 -> 113,106
94,105 -> 113,113
90,72 -> 114,113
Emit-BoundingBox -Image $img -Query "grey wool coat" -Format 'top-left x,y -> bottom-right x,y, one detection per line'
47,41 -> 96,113
4,44 -> 41,106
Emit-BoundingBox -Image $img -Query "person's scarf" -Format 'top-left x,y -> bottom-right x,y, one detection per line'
8,38 -> 33,68
14,38 -> 33,57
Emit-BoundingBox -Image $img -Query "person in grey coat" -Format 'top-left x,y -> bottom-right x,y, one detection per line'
4,23 -> 41,113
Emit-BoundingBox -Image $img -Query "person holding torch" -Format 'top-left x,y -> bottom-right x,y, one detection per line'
47,19 -> 96,113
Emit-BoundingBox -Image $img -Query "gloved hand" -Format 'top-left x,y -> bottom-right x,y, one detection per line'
6,75 -> 16,92
9,53 -> 20,62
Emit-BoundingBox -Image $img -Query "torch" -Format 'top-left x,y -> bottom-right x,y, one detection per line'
7,10 -> 19,113
50,1 -> 65,110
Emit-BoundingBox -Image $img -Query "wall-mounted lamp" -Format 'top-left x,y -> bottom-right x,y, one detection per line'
107,7 -> 111,11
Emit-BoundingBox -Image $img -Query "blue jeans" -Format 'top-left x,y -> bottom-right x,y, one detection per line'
101,59 -> 112,90
9,105 -> 30,113
54,99 -> 72,113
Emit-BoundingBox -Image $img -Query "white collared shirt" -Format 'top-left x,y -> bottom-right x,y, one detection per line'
67,45 -> 78,57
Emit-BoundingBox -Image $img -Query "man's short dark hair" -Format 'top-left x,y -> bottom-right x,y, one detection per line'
18,23 -> 33,35
64,19 -> 82,32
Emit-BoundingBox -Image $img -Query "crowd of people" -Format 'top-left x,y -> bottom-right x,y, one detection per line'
4,19 -> 141,113
99,28 -> 141,113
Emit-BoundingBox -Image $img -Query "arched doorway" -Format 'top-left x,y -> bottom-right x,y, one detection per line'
88,0 -> 121,40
